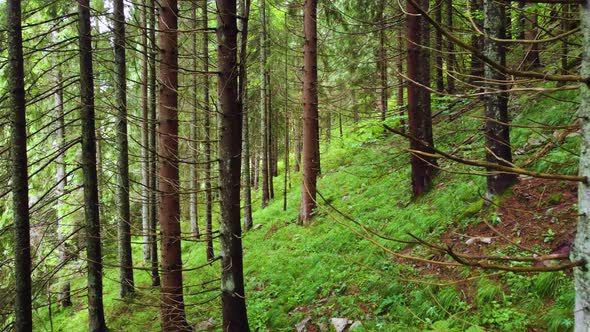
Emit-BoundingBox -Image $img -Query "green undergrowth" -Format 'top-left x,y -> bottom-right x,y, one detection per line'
38,88 -> 578,331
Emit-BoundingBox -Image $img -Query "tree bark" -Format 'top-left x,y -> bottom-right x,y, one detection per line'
216,0 -> 250,329
445,0 -> 456,92
239,0 -> 253,231
435,0 -> 444,91
284,18 -> 290,211
483,0 -> 517,196
407,0 -> 437,197
202,0 -> 215,262
469,0 -> 485,80
78,1 -> 108,330
158,1 -> 190,330
523,8 -> 542,68
54,57 -> 72,308
190,0 -> 200,240
260,0 -> 270,208
378,0 -> 388,120
299,0 -> 319,224
141,0 -> 151,263
8,0 -> 32,329
113,0 -> 134,298
397,28 -> 405,132
573,3 -> 590,330
148,0 -> 161,287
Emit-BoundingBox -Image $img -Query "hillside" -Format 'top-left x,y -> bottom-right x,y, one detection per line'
32,89 -> 580,331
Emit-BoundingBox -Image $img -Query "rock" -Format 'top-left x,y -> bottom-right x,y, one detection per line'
465,237 -> 492,245
349,321 -> 362,330
296,316 -> 312,332
330,318 -> 350,332
194,318 -> 215,331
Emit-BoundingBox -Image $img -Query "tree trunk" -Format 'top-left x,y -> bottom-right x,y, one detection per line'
445,0 -> 455,92
407,0 -> 437,197
54,46 -> 72,308
78,1 -> 108,330
158,1 -> 190,330
217,0 -> 250,329
397,28 -> 405,132
8,0 -> 32,329
202,0 -> 214,262
483,0 -> 517,196
435,0 -> 444,92
299,0 -> 319,224
113,0 -> 134,298
190,0 -> 200,240
523,9 -> 541,68
260,0 -> 270,208
141,0 -> 151,263
469,0 -> 484,80
239,0 -> 253,231
573,3 -> 590,330
561,4 -> 570,76
148,0 -> 161,287
378,0 -> 388,120
517,0 -> 525,39
284,16 -> 290,211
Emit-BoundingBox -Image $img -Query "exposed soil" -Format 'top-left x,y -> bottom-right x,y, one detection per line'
444,177 -> 577,259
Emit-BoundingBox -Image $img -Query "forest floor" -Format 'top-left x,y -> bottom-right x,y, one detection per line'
37,89 -> 581,331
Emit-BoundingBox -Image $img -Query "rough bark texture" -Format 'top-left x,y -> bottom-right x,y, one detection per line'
141,0 -> 151,263
469,0 -> 484,80
435,0 -> 444,91
300,0 -> 319,223
284,16 -> 290,212
78,1 -> 108,330
158,1 -> 190,330
54,60 -> 72,308
378,0 -> 388,120
202,0 -> 214,261
239,0 -> 254,231
483,0 -> 517,196
445,0 -> 455,92
216,0 -> 250,329
573,3 -> 590,331
148,0 -> 161,287
260,0 -> 270,208
113,0 -> 134,298
190,0 -> 200,240
406,0 -> 437,197
8,0 -> 32,329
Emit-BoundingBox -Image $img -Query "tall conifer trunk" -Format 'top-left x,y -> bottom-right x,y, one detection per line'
378,0 -> 388,120
8,0 -> 32,329
299,0 -> 319,223
239,0 -> 254,231
148,0 -> 161,287
260,0 -> 270,208
141,0 -> 151,263
203,0 -> 215,261
78,1 -> 108,330
190,0 -> 200,240
217,0 -> 250,328
113,0 -> 134,298
157,1 -> 190,329
406,0 -> 437,197
483,0 -> 517,195
573,3 -> 590,330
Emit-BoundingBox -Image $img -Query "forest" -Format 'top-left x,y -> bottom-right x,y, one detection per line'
2,0 -> 590,331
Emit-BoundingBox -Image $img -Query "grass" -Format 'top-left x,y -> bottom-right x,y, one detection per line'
35,88 -> 579,331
